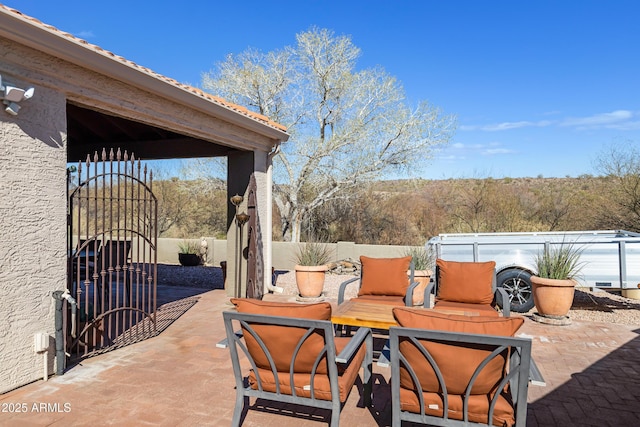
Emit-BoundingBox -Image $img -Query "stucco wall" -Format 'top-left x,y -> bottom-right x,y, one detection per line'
156,238 -> 227,266
155,238 -> 416,271
0,42 -> 68,393
0,34 -> 279,392
0,2 -> 289,388
271,241 -> 413,271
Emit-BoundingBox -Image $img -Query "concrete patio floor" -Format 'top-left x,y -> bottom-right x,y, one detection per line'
1,287 -> 639,426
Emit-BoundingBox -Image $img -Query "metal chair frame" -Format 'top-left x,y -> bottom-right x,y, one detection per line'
389,326 -> 531,427
222,311 -> 373,427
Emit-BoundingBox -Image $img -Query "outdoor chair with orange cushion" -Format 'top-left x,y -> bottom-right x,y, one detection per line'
338,256 -> 419,306
222,299 -> 373,427
390,308 -> 531,427
424,259 -> 511,317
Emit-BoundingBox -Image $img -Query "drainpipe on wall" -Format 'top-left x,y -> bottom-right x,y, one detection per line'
266,144 -> 283,294
52,290 -> 77,376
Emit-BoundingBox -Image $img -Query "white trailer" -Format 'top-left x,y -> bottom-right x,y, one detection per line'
427,230 -> 640,313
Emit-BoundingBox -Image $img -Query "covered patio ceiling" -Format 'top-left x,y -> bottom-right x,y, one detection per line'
66,103 -> 235,163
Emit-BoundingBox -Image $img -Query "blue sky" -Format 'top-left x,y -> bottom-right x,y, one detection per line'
7,0 -> 640,179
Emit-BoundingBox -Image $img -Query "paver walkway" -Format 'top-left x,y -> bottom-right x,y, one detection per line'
1,288 -> 639,426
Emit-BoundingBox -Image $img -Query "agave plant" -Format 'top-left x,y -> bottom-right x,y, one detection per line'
178,239 -> 200,255
534,240 -> 585,280
293,242 -> 332,266
402,246 -> 436,271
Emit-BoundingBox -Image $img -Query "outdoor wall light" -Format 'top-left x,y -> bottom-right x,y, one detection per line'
235,212 -> 250,226
0,74 -> 35,116
230,194 -> 244,207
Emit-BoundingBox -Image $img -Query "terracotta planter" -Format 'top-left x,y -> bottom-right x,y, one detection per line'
409,269 -> 433,306
531,276 -> 576,317
294,264 -> 328,298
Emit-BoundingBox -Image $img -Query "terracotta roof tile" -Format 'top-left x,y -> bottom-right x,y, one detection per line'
0,4 -> 287,133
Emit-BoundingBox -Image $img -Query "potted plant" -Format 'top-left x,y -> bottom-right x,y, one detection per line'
403,246 -> 435,306
531,240 -> 584,320
178,240 -> 201,266
293,242 -> 332,298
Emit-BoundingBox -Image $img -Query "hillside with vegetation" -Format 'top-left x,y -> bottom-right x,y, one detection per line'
156,174 -> 639,245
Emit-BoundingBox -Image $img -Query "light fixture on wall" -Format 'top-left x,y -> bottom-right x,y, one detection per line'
230,194 -> 251,298
0,74 -> 35,116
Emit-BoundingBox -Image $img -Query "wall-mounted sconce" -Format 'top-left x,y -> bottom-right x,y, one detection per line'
0,74 -> 35,116
230,194 -> 251,298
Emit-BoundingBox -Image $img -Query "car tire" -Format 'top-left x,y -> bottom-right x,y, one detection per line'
496,268 -> 535,313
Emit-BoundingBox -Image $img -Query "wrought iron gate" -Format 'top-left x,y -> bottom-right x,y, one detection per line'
67,148 -> 158,359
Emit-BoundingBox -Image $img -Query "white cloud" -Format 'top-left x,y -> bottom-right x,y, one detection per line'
483,148 -> 514,155
482,121 -> 537,131
560,110 -> 633,128
462,120 -> 553,132
606,120 -> 640,130
463,110 -> 640,132
447,141 -> 514,156
75,30 -> 95,39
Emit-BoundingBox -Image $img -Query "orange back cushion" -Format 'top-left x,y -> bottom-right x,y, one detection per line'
358,256 -> 411,297
393,307 -> 524,395
231,298 -> 332,374
436,259 -> 496,304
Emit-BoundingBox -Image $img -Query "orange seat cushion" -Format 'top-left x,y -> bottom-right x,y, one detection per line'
350,295 -> 406,306
248,336 -> 366,403
436,259 -> 496,304
392,308 -> 524,395
358,256 -> 411,297
230,298 -> 332,373
432,300 -> 500,317
399,387 -> 516,427
231,298 -> 331,320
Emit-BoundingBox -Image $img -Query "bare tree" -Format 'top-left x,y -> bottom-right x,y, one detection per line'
594,142 -> 640,231
155,177 -> 190,236
525,181 -> 573,231
152,161 -> 228,238
202,27 -> 455,241
444,179 -> 492,233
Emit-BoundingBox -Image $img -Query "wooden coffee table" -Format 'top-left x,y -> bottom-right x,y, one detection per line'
331,300 -> 399,330
331,300 -> 482,330
329,300 -> 545,385
331,300 -> 400,366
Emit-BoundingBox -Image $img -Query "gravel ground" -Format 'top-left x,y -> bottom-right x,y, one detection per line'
157,263 -> 225,289
559,286 -> 640,325
158,264 -> 640,325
